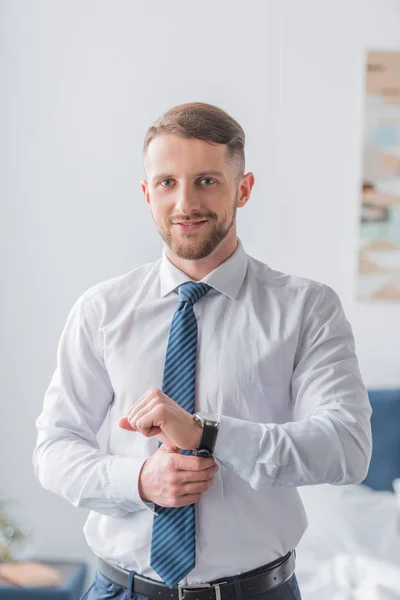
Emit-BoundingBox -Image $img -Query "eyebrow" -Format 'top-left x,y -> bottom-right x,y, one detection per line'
151,171 -> 225,182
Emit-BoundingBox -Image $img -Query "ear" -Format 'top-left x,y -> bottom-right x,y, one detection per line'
237,172 -> 255,208
141,180 -> 151,205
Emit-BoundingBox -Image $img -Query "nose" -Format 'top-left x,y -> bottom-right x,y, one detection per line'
174,182 -> 201,215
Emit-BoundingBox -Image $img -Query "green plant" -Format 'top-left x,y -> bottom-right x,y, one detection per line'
0,499 -> 30,561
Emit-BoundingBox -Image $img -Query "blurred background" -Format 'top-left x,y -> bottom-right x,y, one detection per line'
1,1 -> 400,598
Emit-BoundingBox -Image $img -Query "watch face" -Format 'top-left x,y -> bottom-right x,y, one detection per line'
197,412 -> 219,424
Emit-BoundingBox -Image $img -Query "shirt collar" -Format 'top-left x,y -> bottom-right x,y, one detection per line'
159,237 -> 248,300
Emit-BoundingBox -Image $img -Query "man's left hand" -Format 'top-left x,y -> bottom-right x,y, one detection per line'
119,388 -> 202,450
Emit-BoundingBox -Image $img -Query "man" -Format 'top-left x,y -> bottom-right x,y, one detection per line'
33,102 -> 372,600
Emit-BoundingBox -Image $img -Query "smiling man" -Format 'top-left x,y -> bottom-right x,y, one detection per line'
141,130 -> 251,276
33,102 -> 372,600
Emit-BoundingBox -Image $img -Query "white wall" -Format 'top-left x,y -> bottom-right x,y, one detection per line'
267,1 -> 400,388
1,0 -> 399,587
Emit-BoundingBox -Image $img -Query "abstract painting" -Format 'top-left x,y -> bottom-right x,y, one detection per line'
358,51 -> 400,301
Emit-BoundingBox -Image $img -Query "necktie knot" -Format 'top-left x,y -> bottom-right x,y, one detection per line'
178,281 -> 211,305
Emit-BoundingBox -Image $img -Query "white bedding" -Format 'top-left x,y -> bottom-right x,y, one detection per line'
295,481 -> 400,599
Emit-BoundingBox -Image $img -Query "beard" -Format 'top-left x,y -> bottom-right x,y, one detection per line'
154,202 -> 237,261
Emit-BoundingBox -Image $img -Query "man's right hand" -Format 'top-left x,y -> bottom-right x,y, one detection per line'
138,444 -> 218,507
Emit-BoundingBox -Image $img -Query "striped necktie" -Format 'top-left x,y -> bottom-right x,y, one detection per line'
150,281 -> 212,588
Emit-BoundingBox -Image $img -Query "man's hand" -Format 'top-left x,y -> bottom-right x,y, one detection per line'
138,444 -> 218,507
119,388 -> 202,450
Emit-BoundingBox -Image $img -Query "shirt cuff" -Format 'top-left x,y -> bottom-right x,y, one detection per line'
142,500 -> 159,516
213,414 -> 261,478
108,455 -> 155,513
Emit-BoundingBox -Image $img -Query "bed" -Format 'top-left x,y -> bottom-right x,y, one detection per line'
295,389 -> 400,599
295,481 -> 400,598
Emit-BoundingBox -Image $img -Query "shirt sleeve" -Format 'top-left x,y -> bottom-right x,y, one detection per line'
213,284 -> 372,489
32,292 -> 151,518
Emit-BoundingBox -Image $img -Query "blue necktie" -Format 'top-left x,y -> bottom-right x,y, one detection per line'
150,281 -> 212,588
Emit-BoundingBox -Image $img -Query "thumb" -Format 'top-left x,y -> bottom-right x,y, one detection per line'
119,417 -> 137,431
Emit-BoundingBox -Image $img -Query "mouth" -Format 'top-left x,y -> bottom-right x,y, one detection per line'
173,220 -> 208,232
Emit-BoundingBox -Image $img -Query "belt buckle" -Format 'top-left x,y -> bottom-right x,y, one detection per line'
178,581 -> 228,600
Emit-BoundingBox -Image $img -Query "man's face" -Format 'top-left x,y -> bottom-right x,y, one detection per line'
141,134 -> 242,260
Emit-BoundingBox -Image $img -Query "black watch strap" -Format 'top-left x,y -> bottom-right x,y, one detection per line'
193,417 -> 219,457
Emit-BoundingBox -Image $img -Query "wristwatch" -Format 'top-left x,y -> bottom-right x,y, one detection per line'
192,412 -> 220,457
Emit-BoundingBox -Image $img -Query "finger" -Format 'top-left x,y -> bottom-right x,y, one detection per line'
145,427 -> 163,437
119,417 -> 137,431
135,407 -> 163,437
165,494 -> 202,508
182,478 -> 215,495
128,399 -> 158,431
175,456 -> 217,470
127,390 -> 154,421
127,390 -> 163,426
179,468 -> 217,484
120,415 -> 161,437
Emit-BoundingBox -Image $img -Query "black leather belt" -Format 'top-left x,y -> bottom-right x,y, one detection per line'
97,550 -> 296,600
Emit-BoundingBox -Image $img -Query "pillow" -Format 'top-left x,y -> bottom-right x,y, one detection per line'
361,388 -> 400,491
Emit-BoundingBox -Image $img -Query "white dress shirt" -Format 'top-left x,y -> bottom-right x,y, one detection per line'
33,237 -> 372,584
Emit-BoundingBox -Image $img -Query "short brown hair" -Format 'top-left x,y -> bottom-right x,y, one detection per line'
143,102 -> 245,182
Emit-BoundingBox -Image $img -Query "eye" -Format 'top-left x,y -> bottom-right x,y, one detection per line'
159,178 -> 216,188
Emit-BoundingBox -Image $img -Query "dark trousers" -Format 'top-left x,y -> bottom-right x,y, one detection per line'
80,569 -> 302,600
